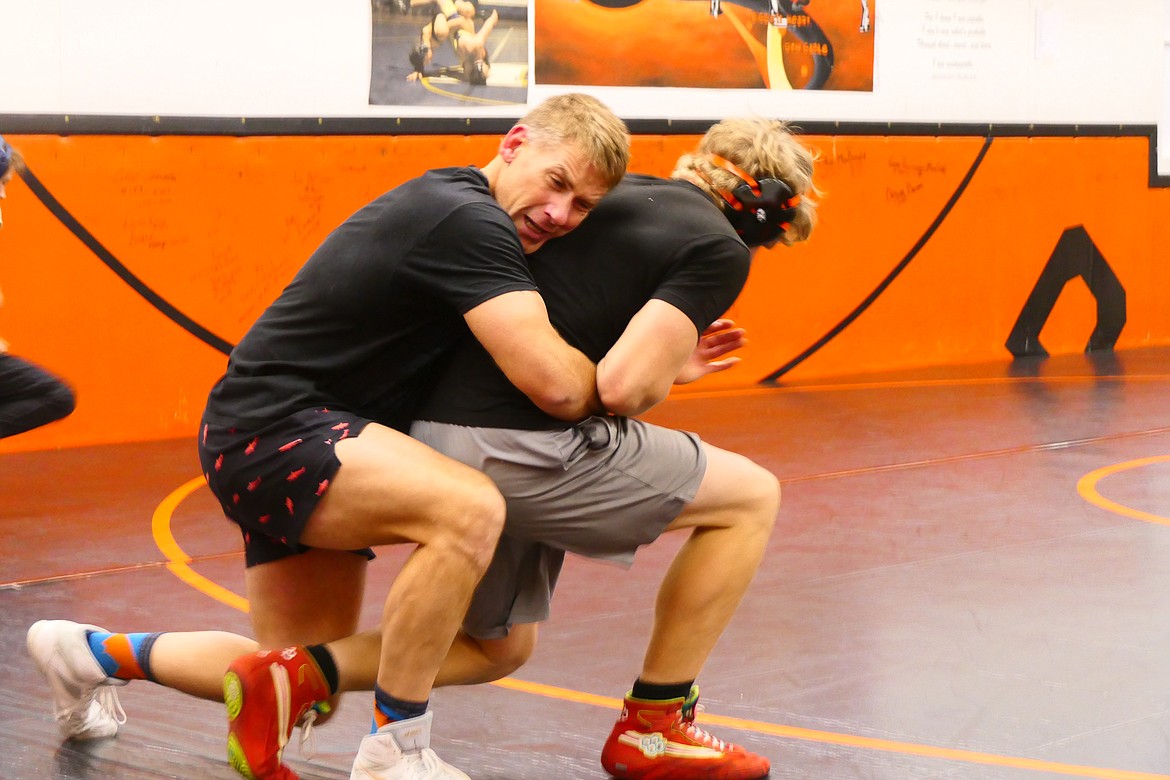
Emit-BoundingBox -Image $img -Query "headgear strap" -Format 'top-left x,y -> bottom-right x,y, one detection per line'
705,153 -> 800,247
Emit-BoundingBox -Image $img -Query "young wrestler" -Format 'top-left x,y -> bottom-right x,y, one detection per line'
409,117 -> 818,780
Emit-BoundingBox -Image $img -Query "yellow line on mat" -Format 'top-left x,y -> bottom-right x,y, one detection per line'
154,477 -> 1170,779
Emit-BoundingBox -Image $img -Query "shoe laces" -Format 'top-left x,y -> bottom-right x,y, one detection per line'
298,708 -> 319,761
416,748 -> 445,775
678,694 -> 727,752
92,685 -> 127,728
679,717 -> 728,752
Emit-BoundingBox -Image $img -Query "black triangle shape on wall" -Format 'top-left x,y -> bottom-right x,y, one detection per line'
1005,225 -> 1126,358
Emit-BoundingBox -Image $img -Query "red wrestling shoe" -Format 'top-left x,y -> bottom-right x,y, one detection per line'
600,686 -> 770,780
223,647 -> 331,780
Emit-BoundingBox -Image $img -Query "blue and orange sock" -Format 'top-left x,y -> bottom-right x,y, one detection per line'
85,631 -> 163,682
371,684 -> 428,732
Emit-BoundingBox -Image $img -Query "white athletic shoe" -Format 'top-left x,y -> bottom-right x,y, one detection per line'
27,620 -> 128,740
350,712 -> 470,779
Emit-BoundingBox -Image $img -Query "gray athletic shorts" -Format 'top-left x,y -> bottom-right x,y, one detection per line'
410,416 -> 707,639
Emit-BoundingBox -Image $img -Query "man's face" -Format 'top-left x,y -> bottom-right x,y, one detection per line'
493,127 -> 610,253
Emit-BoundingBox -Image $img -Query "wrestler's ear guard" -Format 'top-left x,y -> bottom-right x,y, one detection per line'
706,153 -> 799,247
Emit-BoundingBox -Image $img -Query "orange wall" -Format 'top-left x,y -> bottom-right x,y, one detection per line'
1,132 -> 1167,453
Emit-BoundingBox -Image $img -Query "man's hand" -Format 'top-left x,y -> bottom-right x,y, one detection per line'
674,319 -> 747,385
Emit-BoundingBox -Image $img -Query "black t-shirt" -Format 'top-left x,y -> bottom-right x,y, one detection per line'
416,174 -> 752,430
203,167 -> 537,432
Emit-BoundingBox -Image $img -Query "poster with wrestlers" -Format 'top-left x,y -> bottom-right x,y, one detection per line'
370,0 -> 530,107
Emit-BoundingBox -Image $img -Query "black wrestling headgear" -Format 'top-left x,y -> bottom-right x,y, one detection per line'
706,153 -> 799,247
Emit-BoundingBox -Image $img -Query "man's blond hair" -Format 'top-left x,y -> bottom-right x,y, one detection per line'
673,117 -> 820,246
518,93 -> 630,190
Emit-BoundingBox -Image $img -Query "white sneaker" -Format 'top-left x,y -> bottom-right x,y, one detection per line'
350,712 -> 469,779
27,620 -> 128,740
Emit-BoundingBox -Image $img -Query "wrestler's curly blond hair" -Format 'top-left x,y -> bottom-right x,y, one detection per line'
673,118 -> 820,246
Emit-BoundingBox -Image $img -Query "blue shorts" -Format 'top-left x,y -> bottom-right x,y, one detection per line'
197,407 -> 375,567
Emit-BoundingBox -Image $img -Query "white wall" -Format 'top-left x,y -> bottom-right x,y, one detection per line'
1,1 -> 372,116
559,0 -> 1163,127
0,0 -> 1165,134
1161,0 -> 1170,174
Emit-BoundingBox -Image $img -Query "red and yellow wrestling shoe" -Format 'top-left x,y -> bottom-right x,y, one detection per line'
223,647 -> 331,780
600,686 -> 770,780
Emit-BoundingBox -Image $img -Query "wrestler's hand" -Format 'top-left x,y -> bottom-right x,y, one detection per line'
674,319 -> 746,384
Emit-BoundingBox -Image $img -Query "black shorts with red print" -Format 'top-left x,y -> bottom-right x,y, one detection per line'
197,407 -> 375,567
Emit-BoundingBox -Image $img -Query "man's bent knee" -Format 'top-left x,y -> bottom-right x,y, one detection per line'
675,450 -> 781,536
750,465 -> 781,519
741,464 -> 781,538
434,475 -> 507,572
477,625 -> 538,679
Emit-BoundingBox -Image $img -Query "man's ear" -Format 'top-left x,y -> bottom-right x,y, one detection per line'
499,125 -> 528,162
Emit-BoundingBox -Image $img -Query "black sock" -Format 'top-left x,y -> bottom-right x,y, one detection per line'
306,644 -> 340,694
374,684 -> 429,722
631,678 -> 694,701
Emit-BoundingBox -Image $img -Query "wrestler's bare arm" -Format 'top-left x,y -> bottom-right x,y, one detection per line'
465,290 -> 602,421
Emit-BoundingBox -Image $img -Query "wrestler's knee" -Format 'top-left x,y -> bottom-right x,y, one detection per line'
434,472 -> 507,572
737,460 -> 781,537
478,624 -> 538,679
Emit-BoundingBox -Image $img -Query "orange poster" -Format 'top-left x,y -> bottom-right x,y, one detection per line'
535,0 -> 874,90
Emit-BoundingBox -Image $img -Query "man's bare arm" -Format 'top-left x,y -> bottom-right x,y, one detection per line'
595,299 -> 698,417
597,305 -> 748,417
464,290 -> 603,421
